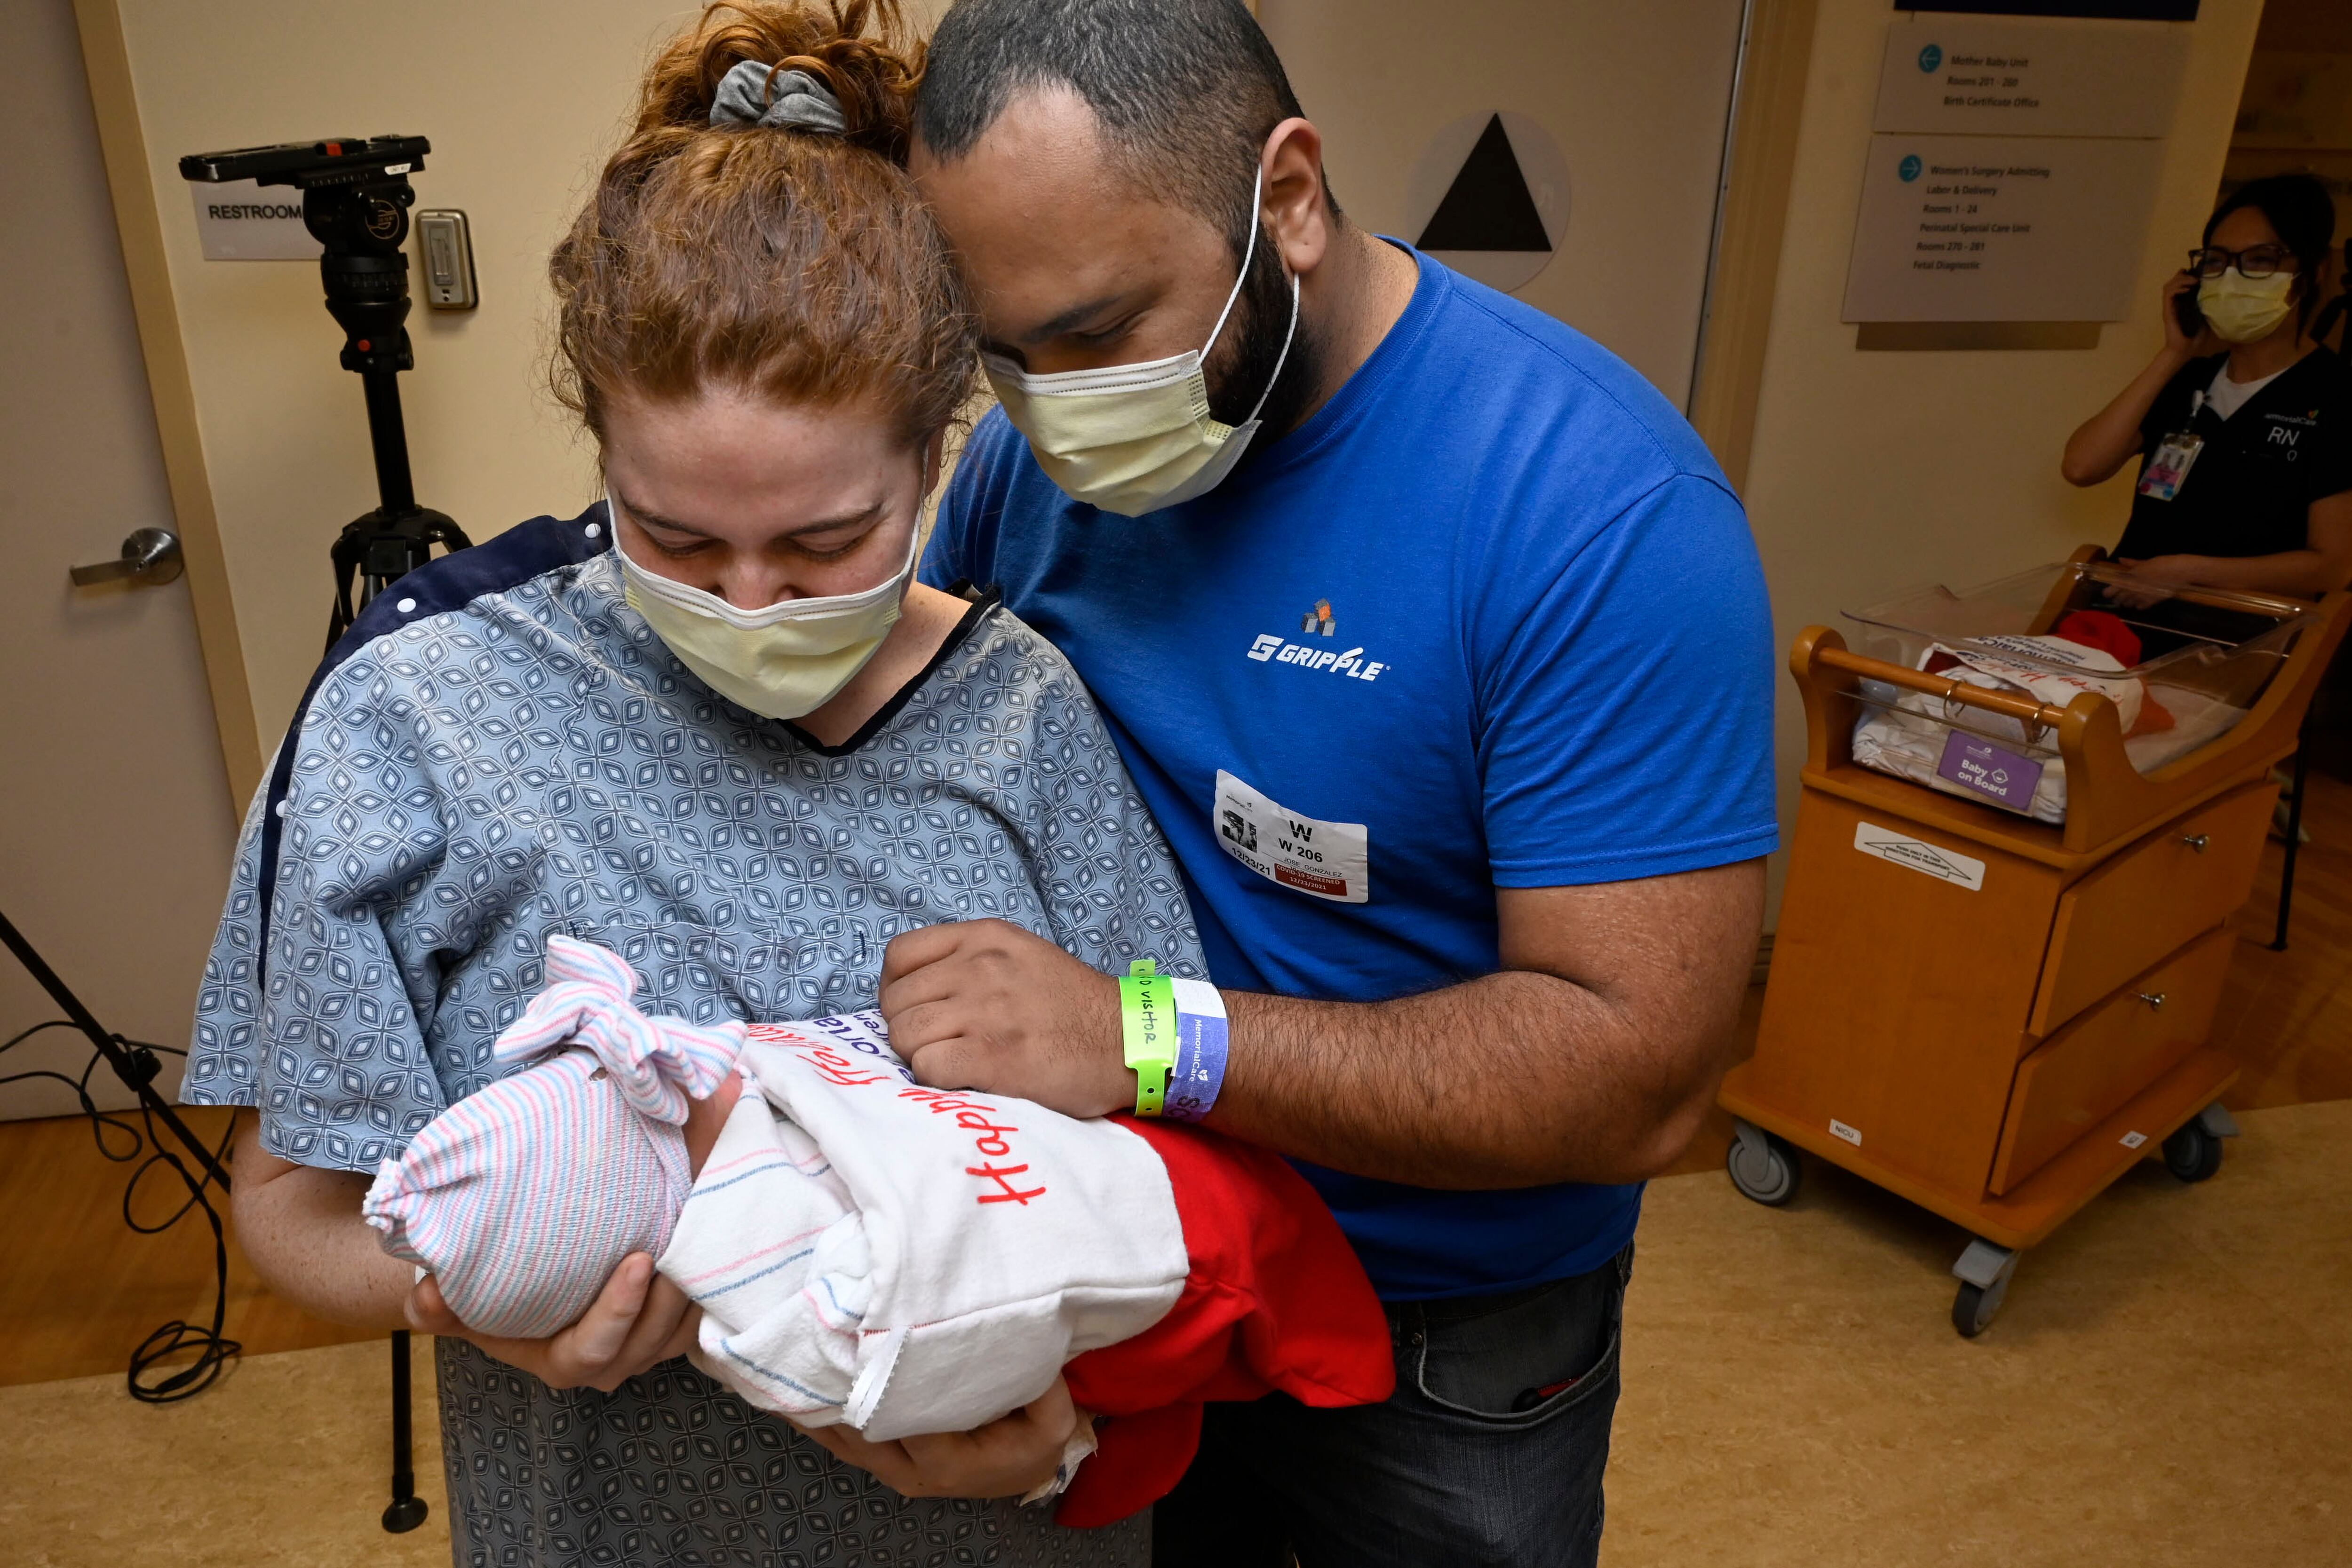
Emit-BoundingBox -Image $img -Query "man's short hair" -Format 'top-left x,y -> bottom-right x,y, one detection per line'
916,0 -> 1324,252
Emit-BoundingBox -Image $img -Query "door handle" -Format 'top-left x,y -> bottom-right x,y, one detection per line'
2137,992 -> 2167,1010
70,527 -> 183,587
2180,833 -> 2209,853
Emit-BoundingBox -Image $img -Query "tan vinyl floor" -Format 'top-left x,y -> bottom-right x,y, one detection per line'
0,1336 -> 449,1568
1606,1097 -> 2352,1567
4,1098 -> 2344,1566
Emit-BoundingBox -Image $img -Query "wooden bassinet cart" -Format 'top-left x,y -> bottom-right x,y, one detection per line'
1719,549 -> 2349,1335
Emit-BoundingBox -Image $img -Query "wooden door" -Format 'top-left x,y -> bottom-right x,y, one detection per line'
0,0 -> 240,1117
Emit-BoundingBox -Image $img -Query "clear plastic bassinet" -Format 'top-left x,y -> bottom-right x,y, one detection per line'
1838,561 -> 2303,824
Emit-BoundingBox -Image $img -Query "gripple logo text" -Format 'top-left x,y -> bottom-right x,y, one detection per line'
1248,634 -> 1388,681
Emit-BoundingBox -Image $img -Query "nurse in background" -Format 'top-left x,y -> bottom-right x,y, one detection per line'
2063,174 -> 2352,602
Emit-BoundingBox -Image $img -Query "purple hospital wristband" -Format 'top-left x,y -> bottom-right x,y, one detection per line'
1165,978 -> 1229,1123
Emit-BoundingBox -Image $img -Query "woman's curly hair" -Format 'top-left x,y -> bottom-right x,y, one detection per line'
550,1 -> 974,445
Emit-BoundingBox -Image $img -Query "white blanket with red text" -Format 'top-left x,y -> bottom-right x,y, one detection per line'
655,1015 -> 1188,1442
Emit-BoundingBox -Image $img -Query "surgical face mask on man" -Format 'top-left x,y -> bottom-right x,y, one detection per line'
612,495 -> 929,722
982,164 -> 1302,517
2197,266 -> 2299,345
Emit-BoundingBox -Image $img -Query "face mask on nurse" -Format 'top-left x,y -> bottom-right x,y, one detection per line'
982,162 -> 1302,518
601,390 -> 940,721
2196,266 -> 2299,346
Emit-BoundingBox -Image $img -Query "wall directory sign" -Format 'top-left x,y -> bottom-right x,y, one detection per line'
1843,13 -> 2187,327
1874,16 -> 2187,138
1844,135 -> 2164,320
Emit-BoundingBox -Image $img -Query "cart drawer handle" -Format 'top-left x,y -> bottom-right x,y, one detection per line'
2137,992 -> 2167,1009
2181,834 -> 2209,852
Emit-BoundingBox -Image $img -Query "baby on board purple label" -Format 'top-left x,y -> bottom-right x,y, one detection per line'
1935,730 -> 2043,811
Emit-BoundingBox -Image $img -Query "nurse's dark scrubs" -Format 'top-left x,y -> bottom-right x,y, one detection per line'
2118,346 -> 2352,642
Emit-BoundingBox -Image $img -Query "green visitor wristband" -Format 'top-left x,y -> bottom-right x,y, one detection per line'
1120,959 -> 1177,1117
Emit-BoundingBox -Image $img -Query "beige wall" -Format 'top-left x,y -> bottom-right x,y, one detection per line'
112,1 -> 943,766
1739,0 -> 2265,916
113,1 -> 686,754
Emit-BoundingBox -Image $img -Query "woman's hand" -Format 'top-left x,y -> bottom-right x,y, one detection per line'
2103,554 -> 2202,609
405,1253 -> 700,1392
2161,269 -> 2218,359
791,1377 -> 1083,1499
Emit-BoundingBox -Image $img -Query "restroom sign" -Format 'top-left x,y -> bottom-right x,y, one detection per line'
1404,111 -> 1571,295
189,178 -> 320,260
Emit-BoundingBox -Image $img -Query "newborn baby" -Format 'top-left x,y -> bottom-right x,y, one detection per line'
363,935 -> 1390,1526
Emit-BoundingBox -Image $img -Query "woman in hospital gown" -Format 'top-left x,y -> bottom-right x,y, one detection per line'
182,4 -> 1197,1563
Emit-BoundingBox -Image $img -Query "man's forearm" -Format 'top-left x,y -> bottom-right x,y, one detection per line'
880,864 -> 1764,1187
1208,968 -> 1729,1190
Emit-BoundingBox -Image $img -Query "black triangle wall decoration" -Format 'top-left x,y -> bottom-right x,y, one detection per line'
1415,115 -> 1551,253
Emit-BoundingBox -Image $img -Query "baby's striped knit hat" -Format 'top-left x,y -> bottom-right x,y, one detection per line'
361,935 -> 746,1338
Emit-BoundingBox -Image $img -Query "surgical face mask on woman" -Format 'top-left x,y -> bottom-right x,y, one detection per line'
982,164 -> 1301,517
599,391 -> 937,722
614,500 -> 928,721
2197,266 -> 2299,345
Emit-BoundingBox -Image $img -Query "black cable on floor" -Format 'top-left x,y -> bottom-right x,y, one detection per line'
0,1019 -> 243,1402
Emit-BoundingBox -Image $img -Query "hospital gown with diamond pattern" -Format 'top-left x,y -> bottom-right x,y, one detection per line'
185,508 -> 1200,1567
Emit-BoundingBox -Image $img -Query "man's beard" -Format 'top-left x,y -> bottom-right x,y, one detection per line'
1203,218 -> 1315,448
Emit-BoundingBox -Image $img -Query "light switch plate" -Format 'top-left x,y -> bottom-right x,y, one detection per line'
416,209 -> 477,309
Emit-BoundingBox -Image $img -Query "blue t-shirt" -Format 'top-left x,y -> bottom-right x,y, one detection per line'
925,245 -> 1779,1299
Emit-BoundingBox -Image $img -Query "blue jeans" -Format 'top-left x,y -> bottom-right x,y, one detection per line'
1152,1244 -> 1632,1567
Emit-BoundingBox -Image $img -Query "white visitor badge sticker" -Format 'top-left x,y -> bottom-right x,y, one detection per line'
1213,769 -> 1369,903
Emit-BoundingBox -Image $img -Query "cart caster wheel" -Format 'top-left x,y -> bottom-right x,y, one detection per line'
2162,1119 -> 2223,1183
1952,1280 -> 2002,1338
1726,1120 -> 1801,1207
1950,1239 -> 2018,1339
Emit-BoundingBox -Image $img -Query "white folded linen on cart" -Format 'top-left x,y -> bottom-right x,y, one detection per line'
1916,634 -> 2145,740
1851,686 -> 2250,825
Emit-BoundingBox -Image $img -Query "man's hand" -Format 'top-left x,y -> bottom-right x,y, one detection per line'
406,1252 -> 699,1393
794,1377 -> 1082,1499
879,919 -> 1130,1116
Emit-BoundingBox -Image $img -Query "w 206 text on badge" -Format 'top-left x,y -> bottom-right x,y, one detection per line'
1212,769 -> 1369,903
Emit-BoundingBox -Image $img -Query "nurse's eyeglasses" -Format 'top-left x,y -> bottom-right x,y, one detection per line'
2186,245 -> 2296,279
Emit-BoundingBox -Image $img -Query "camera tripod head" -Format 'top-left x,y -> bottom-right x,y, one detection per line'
180,136 -> 469,648
182,136 -> 431,376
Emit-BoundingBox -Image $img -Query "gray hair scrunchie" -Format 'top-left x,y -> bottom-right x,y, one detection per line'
709,59 -> 847,135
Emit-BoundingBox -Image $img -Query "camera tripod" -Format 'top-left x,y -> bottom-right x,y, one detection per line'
183,134 -> 466,1533
181,136 -> 471,652
302,146 -> 472,650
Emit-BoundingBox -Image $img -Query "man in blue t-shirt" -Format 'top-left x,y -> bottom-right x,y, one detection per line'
858,3 -> 1776,1561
